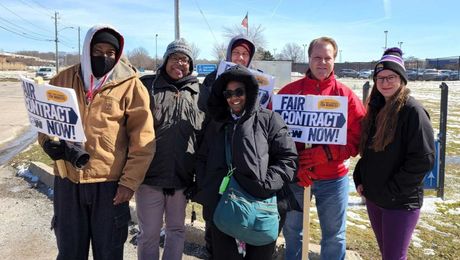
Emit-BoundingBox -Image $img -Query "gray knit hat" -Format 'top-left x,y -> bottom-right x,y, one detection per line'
162,38 -> 193,71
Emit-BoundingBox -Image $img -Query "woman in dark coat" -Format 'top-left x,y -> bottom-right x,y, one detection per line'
194,65 -> 297,259
353,47 -> 435,260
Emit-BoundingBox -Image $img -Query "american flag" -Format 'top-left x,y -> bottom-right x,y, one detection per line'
241,12 -> 248,29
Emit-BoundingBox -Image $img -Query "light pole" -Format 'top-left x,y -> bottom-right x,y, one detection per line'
302,44 -> 307,63
155,34 -> 158,70
384,30 -> 388,50
55,19 -> 77,72
398,41 -> 403,49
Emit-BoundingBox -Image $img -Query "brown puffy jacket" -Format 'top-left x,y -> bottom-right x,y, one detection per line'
38,61 -> 155,191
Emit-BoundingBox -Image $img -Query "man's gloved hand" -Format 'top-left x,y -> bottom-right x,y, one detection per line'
163,188 -> 175,196
297,168 -> 314,187
299,145 -> 334,169
42,139 -> 66,161
183,183 -> 198,200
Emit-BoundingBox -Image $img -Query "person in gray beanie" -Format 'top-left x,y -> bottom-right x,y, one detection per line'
135,38 -> 207,260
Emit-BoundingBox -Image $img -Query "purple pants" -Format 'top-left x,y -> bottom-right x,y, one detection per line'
366,199 -> 420,260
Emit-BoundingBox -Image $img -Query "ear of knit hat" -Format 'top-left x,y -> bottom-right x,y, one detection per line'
163,38 -> 194,70
374,47 -> 407,85
91,29 -> 120,54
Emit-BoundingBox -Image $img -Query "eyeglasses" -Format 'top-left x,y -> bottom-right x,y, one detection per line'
231,51 -> 250,58
376,74 -> 399,84
223,88 -> 245,99
169,54 -> 190,65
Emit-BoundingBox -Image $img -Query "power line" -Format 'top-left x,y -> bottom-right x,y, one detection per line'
0,16 -> 51,39
0,2 -> 53,35
193,0 -> 219,46
17,0 -> 53,17
28,0 -> 54,16
0,24 -> 52,42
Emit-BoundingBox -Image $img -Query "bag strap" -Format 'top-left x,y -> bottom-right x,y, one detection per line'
224,125 -> 235,176
219,125 -> 236,194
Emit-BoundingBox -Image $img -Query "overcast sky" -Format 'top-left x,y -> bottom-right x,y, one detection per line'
0,0 -> 458,62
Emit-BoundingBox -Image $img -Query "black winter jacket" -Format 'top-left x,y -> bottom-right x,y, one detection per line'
353,96 -> 435,209
194,65 -> 298,220
141,71 -> 207,189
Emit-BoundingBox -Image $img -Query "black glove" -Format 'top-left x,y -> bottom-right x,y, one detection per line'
42,139 -> 65,160
163,188 -> 175,196
183,183 -> 198,200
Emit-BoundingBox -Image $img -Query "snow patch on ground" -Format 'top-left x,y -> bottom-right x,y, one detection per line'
421,197 -> 444,214
423,248 -> 436,256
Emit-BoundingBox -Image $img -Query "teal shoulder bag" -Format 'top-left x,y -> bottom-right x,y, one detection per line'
213,125 -> 279,246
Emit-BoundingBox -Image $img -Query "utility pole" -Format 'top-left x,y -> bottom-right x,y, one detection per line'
155,34 -> 158,70
384,30 -> 388,50
398,41 -> 403,49
54,12 -> 59,72
174,0 -> 180,40
78,26 -> 81,62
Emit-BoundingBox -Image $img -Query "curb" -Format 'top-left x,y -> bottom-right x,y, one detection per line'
27,161 -> 362,259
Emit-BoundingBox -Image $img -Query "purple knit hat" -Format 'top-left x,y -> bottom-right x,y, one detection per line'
374,47 -> 407,85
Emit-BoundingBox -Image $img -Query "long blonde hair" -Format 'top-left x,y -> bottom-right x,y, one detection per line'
359,83 -> 410,153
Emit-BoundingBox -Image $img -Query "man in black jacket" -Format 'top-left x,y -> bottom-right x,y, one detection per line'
136,38 -> 207,260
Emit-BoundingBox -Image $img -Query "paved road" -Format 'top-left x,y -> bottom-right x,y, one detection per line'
0,81 -> 30,149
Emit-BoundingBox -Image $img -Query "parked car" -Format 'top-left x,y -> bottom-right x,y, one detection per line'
406,69 -> 418,81
439,70 -> 452,81
358,69 -> 373,79
336,69 -> 358,78
422,69 -> 443,81
35,67 -> 56,80
449,71 -> 459,80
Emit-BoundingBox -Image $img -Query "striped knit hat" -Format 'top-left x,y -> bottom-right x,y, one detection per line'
374,47 -> 407,85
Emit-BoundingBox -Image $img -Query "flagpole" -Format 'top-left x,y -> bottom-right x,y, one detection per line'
246,12 -> 249,36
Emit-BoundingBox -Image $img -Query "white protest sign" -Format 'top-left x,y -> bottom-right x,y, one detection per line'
216,60 -> 275,108
273,94 -> 348,145
20,76 -> 86,142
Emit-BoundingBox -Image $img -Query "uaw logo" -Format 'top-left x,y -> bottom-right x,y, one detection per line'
374,63 -> 385,74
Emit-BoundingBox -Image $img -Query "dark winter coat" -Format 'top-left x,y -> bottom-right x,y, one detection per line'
194,65 -> 298,220
140,70 -> 207,189
353,96 -> 435,209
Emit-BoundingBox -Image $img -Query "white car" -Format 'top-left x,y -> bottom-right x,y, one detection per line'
358,69 -> 373,79
35,67 -> 56,80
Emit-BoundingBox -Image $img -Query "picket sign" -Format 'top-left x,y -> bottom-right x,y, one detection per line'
33,77 -> 68,178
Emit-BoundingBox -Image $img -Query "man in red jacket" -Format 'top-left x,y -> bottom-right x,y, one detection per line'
279,37 -> 365,260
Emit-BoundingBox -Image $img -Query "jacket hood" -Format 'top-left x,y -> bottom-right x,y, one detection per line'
226,35 -> 255,66
81,24 -> 125,90
208,65 -> 259,122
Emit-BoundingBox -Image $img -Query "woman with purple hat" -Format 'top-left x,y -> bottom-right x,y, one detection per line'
353,47 -> 435,260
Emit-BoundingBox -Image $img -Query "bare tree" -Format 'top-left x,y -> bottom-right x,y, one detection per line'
222,24 -> 267,50
127,47 -> 153,69
212,42 -> 226,61
280,43 -> 303,63
190,43 -> 201,61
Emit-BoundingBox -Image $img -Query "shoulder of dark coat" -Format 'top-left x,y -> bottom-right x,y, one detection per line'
139,74 -> 157,92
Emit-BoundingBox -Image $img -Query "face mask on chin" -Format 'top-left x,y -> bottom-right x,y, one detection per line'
91,56 -> 116,78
